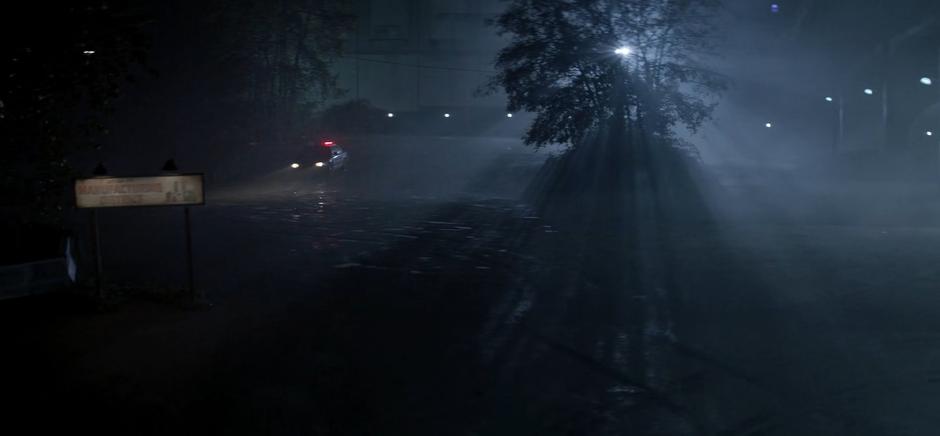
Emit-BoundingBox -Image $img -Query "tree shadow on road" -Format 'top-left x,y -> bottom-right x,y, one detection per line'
191,130 -> 729,435
194,129 -> 734,435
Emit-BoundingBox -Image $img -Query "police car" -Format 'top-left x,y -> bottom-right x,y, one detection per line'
289,140 -> 348,174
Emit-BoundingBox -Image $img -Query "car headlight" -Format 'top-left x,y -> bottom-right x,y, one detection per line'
315,162 -> 325,167
290,163 -> 301,169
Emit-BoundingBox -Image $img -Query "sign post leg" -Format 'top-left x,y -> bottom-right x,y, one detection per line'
184,206 -> 206,307
91,209 -> 105,304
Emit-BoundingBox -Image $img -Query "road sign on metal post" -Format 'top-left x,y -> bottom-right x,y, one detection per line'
75,174 -> 204,208
75,172 -> 207,307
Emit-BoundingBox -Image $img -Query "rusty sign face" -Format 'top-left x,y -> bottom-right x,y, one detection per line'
75,174 -> 205,208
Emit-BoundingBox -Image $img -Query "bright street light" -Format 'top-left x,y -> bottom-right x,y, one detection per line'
864,88 -> 874,95
387,112 -> 395,118
765,122 -> 773,128
927,131 -> 934,137
82,50 -> 95,55
825,96 -> 833,102
290,163 -> 300,169
921,77 -> 933,86
444,113 -> 451,118
614,46 -> 632,57
506,113 -> 513,118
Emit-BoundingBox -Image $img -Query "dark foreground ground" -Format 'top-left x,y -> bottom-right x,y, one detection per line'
5,138 -> 940,435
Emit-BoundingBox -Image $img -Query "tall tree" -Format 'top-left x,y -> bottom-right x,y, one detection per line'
202,0 -> 354,142
488,0 -> 727,148
0,2 -> 149,231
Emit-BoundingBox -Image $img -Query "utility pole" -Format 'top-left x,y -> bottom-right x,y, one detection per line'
835,92 -> 845,153
936,46 -> 940,180
414,0 -> 422,109
355,17 -> 360,100
881,39 -> 894,151
882,78 -> 890,149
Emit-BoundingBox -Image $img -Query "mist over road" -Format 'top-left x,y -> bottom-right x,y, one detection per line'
7,135 -> 940,434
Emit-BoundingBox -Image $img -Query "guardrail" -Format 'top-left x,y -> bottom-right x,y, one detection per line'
0,258 -> 70,300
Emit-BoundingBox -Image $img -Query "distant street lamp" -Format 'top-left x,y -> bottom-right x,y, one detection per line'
506,113 -> 513,118
765,122 -> 773,128
864,88 -> 874,95
921,77 -> 933,86
928,130 -> 934,137
825,96 -> 833,102
82,50 -> 95,55
387,112 -> 395,118
444,113 -> 451,118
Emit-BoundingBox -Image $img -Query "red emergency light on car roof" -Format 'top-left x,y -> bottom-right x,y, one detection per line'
321,140 -> 335,147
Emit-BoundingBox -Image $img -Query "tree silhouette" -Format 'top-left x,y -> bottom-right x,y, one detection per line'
200,0 -> 354,142
488,0 -> 727,148
1,2 -> 150,230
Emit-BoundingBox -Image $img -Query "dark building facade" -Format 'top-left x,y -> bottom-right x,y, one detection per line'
332,0 -> 508,112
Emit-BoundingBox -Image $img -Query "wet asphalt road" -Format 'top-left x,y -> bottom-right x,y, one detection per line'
6,139 -> 940,435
